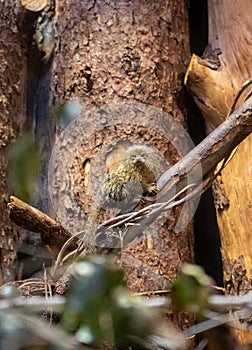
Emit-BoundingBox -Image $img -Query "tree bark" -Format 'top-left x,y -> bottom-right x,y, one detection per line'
185,0 -> 252,343
52,0 -> 195,338
0,2 -> 27,283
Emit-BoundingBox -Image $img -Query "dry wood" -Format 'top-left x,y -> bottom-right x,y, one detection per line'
185,1 -> 252,343
8,196 -> 77,255
185,0 -> 252,292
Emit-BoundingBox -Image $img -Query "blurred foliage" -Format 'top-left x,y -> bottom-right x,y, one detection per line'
1,261 -> 245,349
0,258 -> 188,349
8,133 -> 40,203
171,264 -> 213,317
62,257 -> 164,349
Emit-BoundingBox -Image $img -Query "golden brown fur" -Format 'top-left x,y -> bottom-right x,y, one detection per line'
85,145 -> 161,245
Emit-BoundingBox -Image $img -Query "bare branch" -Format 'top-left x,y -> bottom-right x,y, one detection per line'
8,196 -> 78,254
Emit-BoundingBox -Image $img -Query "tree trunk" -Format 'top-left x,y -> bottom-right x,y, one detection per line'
0,2 -> 27,283
185,0 -> 252,343
51,0 -> 195,338
0,1 -> 56,281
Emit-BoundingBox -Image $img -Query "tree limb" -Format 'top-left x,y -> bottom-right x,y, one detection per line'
8,196 -> 78,254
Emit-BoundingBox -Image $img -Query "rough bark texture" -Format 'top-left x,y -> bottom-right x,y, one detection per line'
52,0 -> 195,339
0,2 -> 27,283
8,196 -> 77,255
0,1 -> 55,282
185,0 -> 252,343
55,1 -> 188,118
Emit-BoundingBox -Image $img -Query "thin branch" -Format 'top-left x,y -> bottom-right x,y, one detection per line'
209,291 -> 252,310
227,78 -> 252,117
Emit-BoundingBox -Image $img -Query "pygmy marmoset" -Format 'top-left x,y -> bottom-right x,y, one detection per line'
98,144 -> 161,218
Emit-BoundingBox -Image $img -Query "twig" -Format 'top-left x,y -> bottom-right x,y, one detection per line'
0,295 -> 65,311
53,231 -> 84,272
209,291 -> 252,310
227,78 -> 252,117
99,180 -> 191,229
186,308 -> 252,338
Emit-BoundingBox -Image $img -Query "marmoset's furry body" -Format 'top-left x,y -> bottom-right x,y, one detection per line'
86,145 -> 160,225
100,145 -> 159,208
85,145 -> 161,247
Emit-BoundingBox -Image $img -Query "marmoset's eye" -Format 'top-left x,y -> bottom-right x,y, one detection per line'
141,153 -> 145,157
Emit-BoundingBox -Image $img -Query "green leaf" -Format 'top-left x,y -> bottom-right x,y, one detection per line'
171,264 -> 212,315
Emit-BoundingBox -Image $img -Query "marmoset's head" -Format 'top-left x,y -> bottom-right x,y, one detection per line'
124,145 -> 161,171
